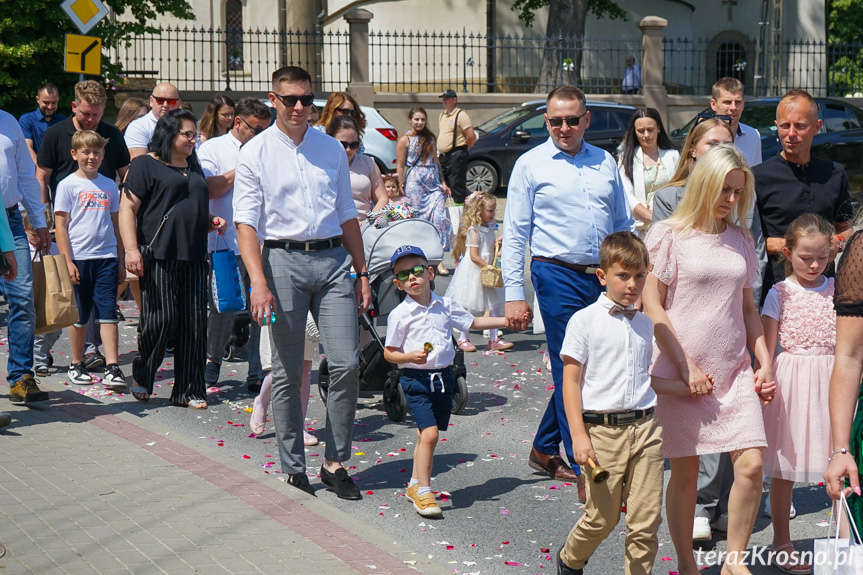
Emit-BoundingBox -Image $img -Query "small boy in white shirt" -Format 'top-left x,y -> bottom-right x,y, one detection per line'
384,245 -> 510,518
53,130 -> 125,388
556,232 -> 664,575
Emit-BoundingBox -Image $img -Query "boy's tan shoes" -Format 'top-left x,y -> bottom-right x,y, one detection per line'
412,491 -> 442,517
405,483 -> 418,503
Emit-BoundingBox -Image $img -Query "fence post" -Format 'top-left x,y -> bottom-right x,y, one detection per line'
638,16 -> 669,125
344,8 -> 375,107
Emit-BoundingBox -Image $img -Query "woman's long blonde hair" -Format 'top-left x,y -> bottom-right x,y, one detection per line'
452,192 -> 496,263
665,144 -> 754,236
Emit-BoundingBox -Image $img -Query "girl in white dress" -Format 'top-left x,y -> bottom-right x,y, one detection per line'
444,192 -> 510,352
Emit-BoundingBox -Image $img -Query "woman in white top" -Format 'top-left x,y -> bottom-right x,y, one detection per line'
326,115 -> 387,224
618,107 -> 679,233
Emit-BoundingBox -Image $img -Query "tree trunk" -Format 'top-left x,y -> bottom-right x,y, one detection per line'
535,0 -> 588,92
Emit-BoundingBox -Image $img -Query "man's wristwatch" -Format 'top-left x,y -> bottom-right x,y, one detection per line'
829,447 -> 851,462
356,272 -> 370,280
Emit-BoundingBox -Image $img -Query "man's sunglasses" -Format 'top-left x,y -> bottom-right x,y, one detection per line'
271,92 -> 315,107
340,140 -> 361,150
547,112 -> 587,128
394,265 -> 428,281
336,107 -> 358,117
152,96 -> 178,106
694,113 -> 733,126
239,116 -> 265,135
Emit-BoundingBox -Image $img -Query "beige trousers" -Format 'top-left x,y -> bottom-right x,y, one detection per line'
561,413 -> 664,575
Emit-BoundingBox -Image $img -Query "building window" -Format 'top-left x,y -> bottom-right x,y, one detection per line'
716,41 -> 746,85
226,0 -> 243,71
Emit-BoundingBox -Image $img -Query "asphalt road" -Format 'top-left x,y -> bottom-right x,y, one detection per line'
2,252 -> 838,575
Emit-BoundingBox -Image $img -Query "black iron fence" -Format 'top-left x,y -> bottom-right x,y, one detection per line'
113,26 -> 863,97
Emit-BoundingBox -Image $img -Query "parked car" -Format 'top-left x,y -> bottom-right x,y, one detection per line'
466,100 -> 638,194
670,97 -> 863,194
262,98 -> 399,173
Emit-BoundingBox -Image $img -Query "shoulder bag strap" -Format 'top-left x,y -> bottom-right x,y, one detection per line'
147,168 -> 191,250
452,110 -> 461,151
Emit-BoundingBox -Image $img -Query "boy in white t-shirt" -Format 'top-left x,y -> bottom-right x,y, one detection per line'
53,130 -> 125,388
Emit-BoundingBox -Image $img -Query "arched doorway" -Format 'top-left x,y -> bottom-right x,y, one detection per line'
717,41 -> 747,85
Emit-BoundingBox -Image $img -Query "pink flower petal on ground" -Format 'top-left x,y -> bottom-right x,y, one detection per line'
504,561 -> 523,566
661,557 -> 671,561
242,455 -> 251,459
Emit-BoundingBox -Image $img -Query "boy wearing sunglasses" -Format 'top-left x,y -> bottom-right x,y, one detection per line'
125,82 -> 182,160
384,245 -> 510,518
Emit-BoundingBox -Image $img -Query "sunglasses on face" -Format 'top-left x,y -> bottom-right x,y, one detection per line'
694,112 -> 733,126
152,96 -> 178,106
177,130 -> 198,141
340,140 -> 361,150
394,265 -> 428,281
547,112 -> 587,128
271,92 -> 315,108
336,107 -> 358,117
239,116 -> 265,135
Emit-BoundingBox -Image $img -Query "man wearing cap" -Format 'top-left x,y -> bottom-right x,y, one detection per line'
125,82 -> 182,159
437,89 -> 476,205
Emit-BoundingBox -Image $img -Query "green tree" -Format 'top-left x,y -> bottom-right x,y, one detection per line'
827,0 -> 863,95
0,0 -> 193,115
511,0 -> 626,91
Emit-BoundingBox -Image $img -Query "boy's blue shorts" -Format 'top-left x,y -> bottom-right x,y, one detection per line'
72,258 -> 119,327
401,368 -> 453,431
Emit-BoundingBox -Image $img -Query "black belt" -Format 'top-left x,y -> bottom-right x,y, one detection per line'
263,237 -> 341,251
5,206 -> 18,218
532,256 -> 598,275
583,407 -> 654,426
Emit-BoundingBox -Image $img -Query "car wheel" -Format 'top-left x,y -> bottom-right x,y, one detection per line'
466,160 -> 499,194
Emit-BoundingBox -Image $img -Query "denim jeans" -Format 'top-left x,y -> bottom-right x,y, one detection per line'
0,211 -> 36,385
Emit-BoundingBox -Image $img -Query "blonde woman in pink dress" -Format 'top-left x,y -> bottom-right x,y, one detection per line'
643,144 -> 776,575
761,213 -> 836,575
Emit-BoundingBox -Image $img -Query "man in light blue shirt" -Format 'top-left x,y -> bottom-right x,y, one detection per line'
502,85 -> 634,500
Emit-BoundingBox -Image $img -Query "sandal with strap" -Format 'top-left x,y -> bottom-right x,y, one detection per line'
770,543 -> 811,575
173,399 -> 208,409
250,396 -> 266,435
130,381 -> 150,402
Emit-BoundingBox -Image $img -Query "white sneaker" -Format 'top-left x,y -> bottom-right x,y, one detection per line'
710,512 -> 728,532
68,363 -> 94,385
763,496 -> 796,519
692,516 -> 712,541
102,364 -> 127,389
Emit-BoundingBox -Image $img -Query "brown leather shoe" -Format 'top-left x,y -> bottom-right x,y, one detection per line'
528,447 -> 578,481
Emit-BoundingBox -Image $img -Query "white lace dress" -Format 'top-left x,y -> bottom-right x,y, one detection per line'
645,222 -> 766,458
444,225 -> 504,315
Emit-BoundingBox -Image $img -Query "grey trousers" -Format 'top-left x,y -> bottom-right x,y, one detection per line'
264,245 -> 359,474
695,452 -> 734,520
34,330 -> 61,367
206,256 -> 247,362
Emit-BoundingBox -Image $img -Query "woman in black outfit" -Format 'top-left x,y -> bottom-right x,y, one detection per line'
119,109 -> 225,408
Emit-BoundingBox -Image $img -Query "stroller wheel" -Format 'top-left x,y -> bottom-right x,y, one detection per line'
383,382 -> 407,422
223,344 -> 236,362
451,374 -> 468,415
318,357 -> 330,405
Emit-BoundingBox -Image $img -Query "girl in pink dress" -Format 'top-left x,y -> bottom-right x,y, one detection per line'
761,214 -> 836,574
644,145 -> 775,575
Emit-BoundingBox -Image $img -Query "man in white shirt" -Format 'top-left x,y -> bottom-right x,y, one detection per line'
0,109 -> 51,404
124,82 -> 181,159
710,77 -> 762,167
197,98 -> 271,389
234,66 -> 371,500
621,56 -> 641,95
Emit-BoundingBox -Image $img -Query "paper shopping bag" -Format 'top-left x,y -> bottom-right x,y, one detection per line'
210,246 -> 246,313
813,493 -> 863,574
445,196 -> 463,243
32,252 -> 79,335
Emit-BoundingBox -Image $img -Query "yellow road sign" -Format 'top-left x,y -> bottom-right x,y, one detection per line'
65,34 -> 102,75
61,0 -> 108,34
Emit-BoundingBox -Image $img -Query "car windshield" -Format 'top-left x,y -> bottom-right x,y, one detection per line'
476,104 -> 544,135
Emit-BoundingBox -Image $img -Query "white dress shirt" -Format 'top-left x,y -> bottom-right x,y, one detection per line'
198,132 -> 241,254
0,109 -> 46,228
232,125 -> 357,241
501,138 -> 635,301
735,122 -> 762,167
124,111 -> 159,151
386,292 -> 475,369
619,147 -> 680,219
559,293 -> 657,412
622,64 -> 642,91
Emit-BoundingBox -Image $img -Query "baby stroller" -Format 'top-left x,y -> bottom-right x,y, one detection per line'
318,217 -> 469,422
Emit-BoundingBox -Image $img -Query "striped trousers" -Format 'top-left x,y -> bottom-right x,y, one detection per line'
132,256 -> 208,404
264,245 -> 359,474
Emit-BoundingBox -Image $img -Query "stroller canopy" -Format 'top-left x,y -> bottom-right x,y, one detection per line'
362,219 -> 445,279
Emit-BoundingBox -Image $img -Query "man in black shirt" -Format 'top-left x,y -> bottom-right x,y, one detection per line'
36,80 -> 130,206
754,89 -> 854,299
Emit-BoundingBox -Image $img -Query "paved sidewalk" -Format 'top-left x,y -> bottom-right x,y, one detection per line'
0,390 -> 449,575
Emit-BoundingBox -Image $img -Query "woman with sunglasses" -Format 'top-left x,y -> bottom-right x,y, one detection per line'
316,92 -> 367,138
326,115 -> 388,224
396,107 -> 452,274
197,94 -> 235,144
119,109 -> 226,409
617,107 -> 679,234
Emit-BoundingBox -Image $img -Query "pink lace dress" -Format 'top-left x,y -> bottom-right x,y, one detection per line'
761,278 -> 835,482
645,222 -> 766,458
